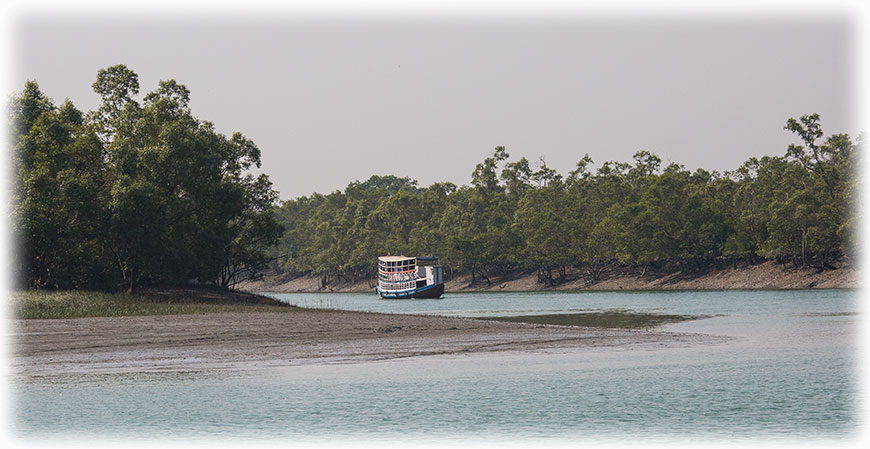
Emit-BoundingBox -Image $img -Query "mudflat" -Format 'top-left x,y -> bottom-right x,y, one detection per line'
11,309 -> 725,376
240,260 -> 859,293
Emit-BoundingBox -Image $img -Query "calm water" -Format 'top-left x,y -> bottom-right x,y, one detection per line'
12,289 -> 864,443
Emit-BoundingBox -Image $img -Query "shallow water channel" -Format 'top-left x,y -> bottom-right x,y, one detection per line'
12,289 -> 863,443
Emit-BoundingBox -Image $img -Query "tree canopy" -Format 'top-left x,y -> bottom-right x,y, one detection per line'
9,66 -> 283,291
9,68 -> 857,290
270,116 -> 858,285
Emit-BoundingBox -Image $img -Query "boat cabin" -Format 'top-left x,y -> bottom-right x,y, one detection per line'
377,255 -> 444,299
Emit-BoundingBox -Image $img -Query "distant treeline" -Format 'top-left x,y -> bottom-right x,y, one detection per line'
272,116 -> 859,286
9,65 -> 283,291
8,66 -> 859,291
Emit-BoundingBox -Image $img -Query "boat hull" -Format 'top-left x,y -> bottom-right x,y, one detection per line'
411,283 -> 444,299
377,282 -> 444,299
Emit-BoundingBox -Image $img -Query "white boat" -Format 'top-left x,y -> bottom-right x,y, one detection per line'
376,255 -> 444,299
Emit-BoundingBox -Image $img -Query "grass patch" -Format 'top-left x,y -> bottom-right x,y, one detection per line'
478,310 -> 714,329
10,288 -> 296,320
804,311 -> 858,317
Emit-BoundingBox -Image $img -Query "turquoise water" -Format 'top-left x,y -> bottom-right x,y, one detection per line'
12,290 -> 863,442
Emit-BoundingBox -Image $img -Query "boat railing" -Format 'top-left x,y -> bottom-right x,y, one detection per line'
378,267 -> 417,274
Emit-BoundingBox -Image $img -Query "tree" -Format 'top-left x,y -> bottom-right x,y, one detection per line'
10,86 -> 110,289
219,174 -> 284,288
263,115 -> 857,286
513,179 -> 572,284
471,146 -> 508,194
767,114 -> 855,266
500,157 -> 533,198
9,66 -> 283,291
8,81 -> 54,143
90,64 -> 140,143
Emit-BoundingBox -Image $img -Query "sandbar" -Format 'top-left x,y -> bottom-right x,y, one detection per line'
11,309 -> 727,376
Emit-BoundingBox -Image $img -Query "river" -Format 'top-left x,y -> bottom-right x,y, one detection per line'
12,289 -> 862,443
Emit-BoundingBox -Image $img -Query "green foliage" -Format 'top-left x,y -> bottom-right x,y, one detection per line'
11,69 -> 854,290
479,310 -> 712,329
271,116 -> 856,283
10,90 -> 111,289
12,290 -> 292,320
10,66 -> 282,291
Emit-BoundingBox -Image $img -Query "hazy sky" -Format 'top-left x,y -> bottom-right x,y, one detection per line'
9,6 -> 860,200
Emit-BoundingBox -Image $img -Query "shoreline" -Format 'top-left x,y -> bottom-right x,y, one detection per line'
11,309 -> 728,377
237,259 -> 860,293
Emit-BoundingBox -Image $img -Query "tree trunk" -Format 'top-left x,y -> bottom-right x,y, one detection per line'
593,262 -> 604,281
538,266 -> 554,286
477,265 -> 492,285
800,227 -> 809,267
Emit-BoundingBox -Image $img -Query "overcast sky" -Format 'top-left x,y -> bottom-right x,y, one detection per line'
8,5 -> 861,200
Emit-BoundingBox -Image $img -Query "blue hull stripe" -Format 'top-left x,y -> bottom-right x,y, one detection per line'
377,283 -> 438,299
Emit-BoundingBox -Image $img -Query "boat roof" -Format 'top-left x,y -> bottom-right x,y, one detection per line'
378,255 -> 415,262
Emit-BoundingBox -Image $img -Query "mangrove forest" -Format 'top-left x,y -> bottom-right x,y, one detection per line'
8,65 -> 860,291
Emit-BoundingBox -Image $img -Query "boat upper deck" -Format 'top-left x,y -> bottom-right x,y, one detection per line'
378,256 -> 415,263
378,256 -> 416,274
